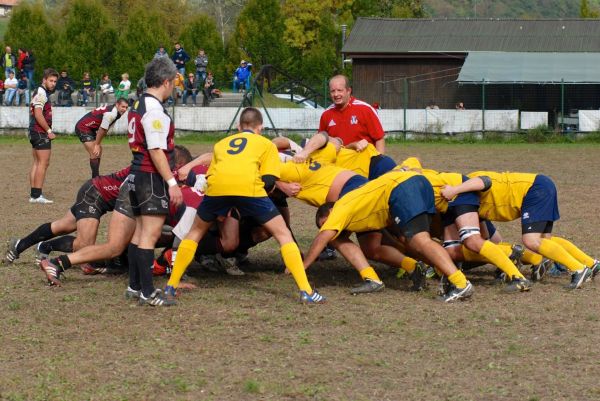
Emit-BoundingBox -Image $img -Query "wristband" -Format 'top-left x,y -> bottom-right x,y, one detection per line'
47,128 -> 52,135
167,178 -> 177,187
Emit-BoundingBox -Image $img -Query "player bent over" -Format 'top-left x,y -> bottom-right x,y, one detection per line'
75,98 -> 129,177
166,107 -> 325,304
442,171 -> 600,289
304,170 -> 474,302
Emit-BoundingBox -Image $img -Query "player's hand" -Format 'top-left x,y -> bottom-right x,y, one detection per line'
278,182 -> 302,197
355,139 -> 369,152
292,151 -> 308,163
177,164 -> 191,182
169,185 -> 183,207
47,131 -> 56,140
92,144 -> 102,158
440,185 -> 457,201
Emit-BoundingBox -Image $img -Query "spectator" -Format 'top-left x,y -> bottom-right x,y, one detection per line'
136,76 -> 147,100
2,46 -> 16,79
233,60 -> 252,92
56,70 -> 76,107
154,45 -> 169,59
98,73 -> 114,104
17,48 -> 26,73
114,73 -> 131,101
183,73 -> 199,106
3,71 -> 17,105
171,71 -> 185,105
171,42 -> 190,75
22,49 -> 35,89
426,100 -> 439,110
194,49 -> 208,83
16,73 -> 30,106
202,71 -> 221,107
79,72 -> 95,106
0,78 -> 4,104
455,102 -> 465,110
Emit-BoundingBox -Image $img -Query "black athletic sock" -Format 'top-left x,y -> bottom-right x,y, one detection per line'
196,231 -> 224,255
30,188 -> 42,199
16,222 -> 54,254
50,254 -> 72,271
40,235 -> 76,253
137,248 -> 156,298
90,158 -> 100,178
128,244 -> 140,291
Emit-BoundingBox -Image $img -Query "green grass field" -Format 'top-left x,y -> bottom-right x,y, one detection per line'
1,141 -> 600,400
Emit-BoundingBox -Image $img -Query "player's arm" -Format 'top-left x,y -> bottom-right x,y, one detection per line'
303,229 -> 337,270
275,181 -> 301,197
374,138 -> 385,154
365,107 -> 386,153
344,139 -> 369,152
441,176 -> 491,201
32,92 -> 55,139
177,152 -> 213,181
331,233 -> 372,272
293,131 -> 328,163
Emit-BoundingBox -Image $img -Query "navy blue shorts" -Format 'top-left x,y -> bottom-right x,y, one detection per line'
368,155 -> 397,180
522,175 -> 560,225
339,175 -> 368,199
388,175 -> 436,235
198,195 -> 280,225
442,175 -> 481,226
483,219 -> 497,238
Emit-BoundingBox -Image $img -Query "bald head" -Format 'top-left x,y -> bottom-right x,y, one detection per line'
328,75 -> 352,108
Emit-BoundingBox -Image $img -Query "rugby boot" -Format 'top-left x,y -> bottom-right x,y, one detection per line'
317,245 -> 337,261
565,267 -> 591,290
350,279 -> 385,295
440,281 -> 474,303
588,260 -> 600,280
34,242 -> 50,263
215,254 -> 245,276
508,244 -> 524,267
408,261 -> 427,291
300,290 -> 326,304
124,286 -> 141,300
29,195 -> 54,204
504,277 -> 532,293
3,238 -> 20,264
530,258 -> 552,282
39,258 -> 63,286
138,289 -> 176,307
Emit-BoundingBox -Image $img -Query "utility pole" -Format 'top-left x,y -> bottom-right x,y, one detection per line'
341,24 -> 347,69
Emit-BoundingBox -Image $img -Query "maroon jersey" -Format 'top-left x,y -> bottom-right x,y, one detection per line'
167,186 -> 204,226
29,86 -> 52,135
76,104 -> 123,134
92,166 -> 131,206
127,93 -> 175,173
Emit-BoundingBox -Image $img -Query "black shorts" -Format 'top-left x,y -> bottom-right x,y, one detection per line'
127,171 -> 170,216
70,180 -> 111,221
28,131 -> 51,150
114,181 -> 134,219
75,127 -> 96,143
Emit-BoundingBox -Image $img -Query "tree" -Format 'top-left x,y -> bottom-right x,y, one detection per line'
581,0 -> 600,17
235,0 -> 285,66
55,0 -> 119,80
179,13 -> 226,80
4,2 -> 58,83
202,0 -> 248,47
352,0 -> 427,19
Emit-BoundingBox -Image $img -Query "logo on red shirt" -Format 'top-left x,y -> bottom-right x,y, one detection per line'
350,115 -> 358,125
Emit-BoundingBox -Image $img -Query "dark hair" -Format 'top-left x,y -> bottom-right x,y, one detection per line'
174,145 -> 193,167
43,68 -> 59,79
239,107 -> 263,129
315,202 -> 335,228
116,97 -> 129,105
144,57 -> 177,88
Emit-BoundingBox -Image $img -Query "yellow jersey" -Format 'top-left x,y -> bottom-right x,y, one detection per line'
206,132 -> 280,197
321,170 -> 420,238
468,171 -> 536,222
335,143 -> 380,178
310,141 -> 338,165
418,169 -> 464,214
279,159 -> 348,207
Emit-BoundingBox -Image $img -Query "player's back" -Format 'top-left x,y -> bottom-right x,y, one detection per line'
280,160 -> 347,207
206,132 -> 280,197
419,169 -> 464,213
335,143 -> 379,178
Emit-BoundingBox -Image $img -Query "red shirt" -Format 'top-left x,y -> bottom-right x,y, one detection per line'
318,96 -> 384,146
92,166 -> 131,205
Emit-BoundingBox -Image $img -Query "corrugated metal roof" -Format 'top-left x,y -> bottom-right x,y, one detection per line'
343,18 -> 600,54
458,52 -> 600,83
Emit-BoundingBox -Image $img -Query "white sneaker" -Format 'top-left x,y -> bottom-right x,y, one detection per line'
29,195 -> 54,204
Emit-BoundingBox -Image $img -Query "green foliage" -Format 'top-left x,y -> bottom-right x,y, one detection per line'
352,0 -> 427,18
581,0 -> 600,17
235,0 -> 285,66
4,2 -> 58,83
56,0 -> 118,79
179,13 -> 226,78
424,0 -> 600,18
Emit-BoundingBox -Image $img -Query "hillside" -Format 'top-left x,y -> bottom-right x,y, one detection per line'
424,0 -> 600,18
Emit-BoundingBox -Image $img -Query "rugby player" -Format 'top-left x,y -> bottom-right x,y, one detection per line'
442,171 -> 600,289
4,166 -> 130,264
304,170 -> 474,302
28,68 -> 59,204
75,98 -> 129,177
165,107 -> 326,304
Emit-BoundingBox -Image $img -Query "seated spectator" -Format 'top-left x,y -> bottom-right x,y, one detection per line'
173,71 -> 185,105
183,73 -> 199,106
0,78 -> 4,104
202,71 -> 221,107
455,101 -> 465,110
16,73 -> 29,106
56,70 -> 76,106
3,71 -> 18,106
79,71 -> 95,106
99,73 -> 114,105
233,60 -> 252,92
426,100 -> 439,110
114,73 -> 131,102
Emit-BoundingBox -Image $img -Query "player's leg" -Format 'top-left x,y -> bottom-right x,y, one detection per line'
72,218 -> 100,251
136,214 -> 167,298
32,148 -> 51,199
548,236 -> 599,274
84,142 -> 100,178
332,233 -> 385,294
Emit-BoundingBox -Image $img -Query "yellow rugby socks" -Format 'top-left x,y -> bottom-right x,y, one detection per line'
550,237 -> 596,267
167,239 -> 198,288
538,239 -> 585,272
359,266 -> 382,283
448,270 -> 468,289
400,257 -> 417,274
281,242 -> 312,293
478,241 -> 525,279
